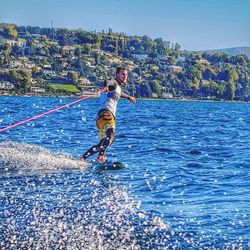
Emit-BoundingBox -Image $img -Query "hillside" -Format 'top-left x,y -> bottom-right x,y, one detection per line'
0,23 -> 250,101
198,47 -> 250,58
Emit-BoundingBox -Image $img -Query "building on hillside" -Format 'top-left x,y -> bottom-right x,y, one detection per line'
43,69 -> 56,76
0,81 -> 15,89
200,80 -> 210,85
195,58 -> 210,65
4,39 -> 26,47
62,46 -> 76,56
79,77 -> 91,85
151,93 -> 159,98
9,60 -> 23,68
161,92 -> 173,99
169,65 -> 182,73
30,87 -> 45,93
92,49 -> 104,55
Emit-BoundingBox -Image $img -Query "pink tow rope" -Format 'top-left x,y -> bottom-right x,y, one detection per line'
0,88 -> 105,133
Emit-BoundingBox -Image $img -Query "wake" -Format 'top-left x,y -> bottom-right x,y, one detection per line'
0,141 -> 88,174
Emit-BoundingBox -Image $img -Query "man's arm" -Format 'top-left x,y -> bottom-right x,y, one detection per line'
121,91 -> 136,103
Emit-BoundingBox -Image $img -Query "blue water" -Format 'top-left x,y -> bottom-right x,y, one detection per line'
0,96 -> 250,249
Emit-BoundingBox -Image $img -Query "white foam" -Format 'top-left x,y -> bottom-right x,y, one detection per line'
0,141 -> 89,174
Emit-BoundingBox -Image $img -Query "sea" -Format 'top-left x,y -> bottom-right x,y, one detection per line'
0,96 -> 249,249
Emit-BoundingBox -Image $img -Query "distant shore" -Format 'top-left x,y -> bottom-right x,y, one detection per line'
1,93 -> 250,104
139,97 -> 250,104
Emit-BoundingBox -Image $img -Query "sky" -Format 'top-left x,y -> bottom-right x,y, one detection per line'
1,0 -> 249,51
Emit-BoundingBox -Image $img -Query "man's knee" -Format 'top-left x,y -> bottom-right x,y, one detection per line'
106,128 -> 115,137
105,127 -> 116,141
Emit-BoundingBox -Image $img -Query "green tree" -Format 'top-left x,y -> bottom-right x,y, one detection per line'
192,77 -> 199,90
150,80 -> 161,94
82,44 -> 92,55
154,38 -> 165,55
74,47 -> 81,57
2,24 -> 18,39
3,43 -> 12,63
203,67 -> 216,80
76,57 -> 84,69
68,71 -> 79,84
227,78 -> 236,100
136,82 -> 152,97
229,68 -> 239,82
21,76 -> 31,93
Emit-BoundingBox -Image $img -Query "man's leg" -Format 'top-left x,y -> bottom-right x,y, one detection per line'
97,127 -> 116,161
80,139 -> 105,161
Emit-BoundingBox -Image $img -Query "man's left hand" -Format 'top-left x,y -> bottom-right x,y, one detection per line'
129,96 -> 136,103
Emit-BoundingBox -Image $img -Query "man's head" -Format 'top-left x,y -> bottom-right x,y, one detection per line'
115,67 -> 128,85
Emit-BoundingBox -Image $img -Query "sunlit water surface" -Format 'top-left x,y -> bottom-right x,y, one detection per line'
0,96 -> 250,249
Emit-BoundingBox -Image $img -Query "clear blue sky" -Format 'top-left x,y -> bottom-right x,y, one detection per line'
1,0 -> 249,51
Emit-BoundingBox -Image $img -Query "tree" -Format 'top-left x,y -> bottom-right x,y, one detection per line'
203,67 -> 216,80
227,78 -> 236,100
74,57 -> 84,69
2,24 -> 18,39
74,47 -> 81,57
154,38 -> 165,55
67,71 -> 79,84
21,76 -> 31,93
136,82 -> 152,97
150,80 -> 161,94
229,68 -> 239,82
3,43 -> 12,63
82,44 -> 92,55
174,42 -> 181,51
192,77 -> 199,90
94,52 -> 101,65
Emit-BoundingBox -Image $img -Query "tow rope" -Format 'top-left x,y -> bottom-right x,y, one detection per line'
0,88 -> 105,133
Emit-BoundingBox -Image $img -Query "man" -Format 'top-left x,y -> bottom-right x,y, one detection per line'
80,67 -> 136,163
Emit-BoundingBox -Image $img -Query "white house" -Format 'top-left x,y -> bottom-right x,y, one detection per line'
5,39 -> 26,47
161,93 -> 173,99
30,87 -> 46,93
0,81 -> 15,89
169,65 -> 182,73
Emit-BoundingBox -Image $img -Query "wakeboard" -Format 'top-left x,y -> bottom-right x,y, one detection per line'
94,161 -> 127,170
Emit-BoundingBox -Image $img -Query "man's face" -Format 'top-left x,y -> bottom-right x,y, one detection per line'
116,70 -> 128,85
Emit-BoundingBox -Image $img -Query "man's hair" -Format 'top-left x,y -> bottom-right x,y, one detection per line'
116,66 -> 127,74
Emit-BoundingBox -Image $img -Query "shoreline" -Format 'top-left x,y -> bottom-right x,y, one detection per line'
0,93 -> 250,104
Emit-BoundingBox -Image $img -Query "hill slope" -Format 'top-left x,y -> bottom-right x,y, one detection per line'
197,47 -> 250,57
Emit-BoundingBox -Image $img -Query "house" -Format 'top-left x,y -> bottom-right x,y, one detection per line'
169,65 -> 182,73
43,69 -> 56,76
79,77 -> 91,85
30,78 -> 38,85
9,60 -> 23,68
43,63 -> 52,69
161,93 -> 173,99
92,49 -> 104,55
30,87 -> 46,93
0,81 -> 15,89
5,39 -> 26,47
62,46 -> 76,56
201,80 -> 210,85
151,93 -> 159,98
196,58 -> 210,65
